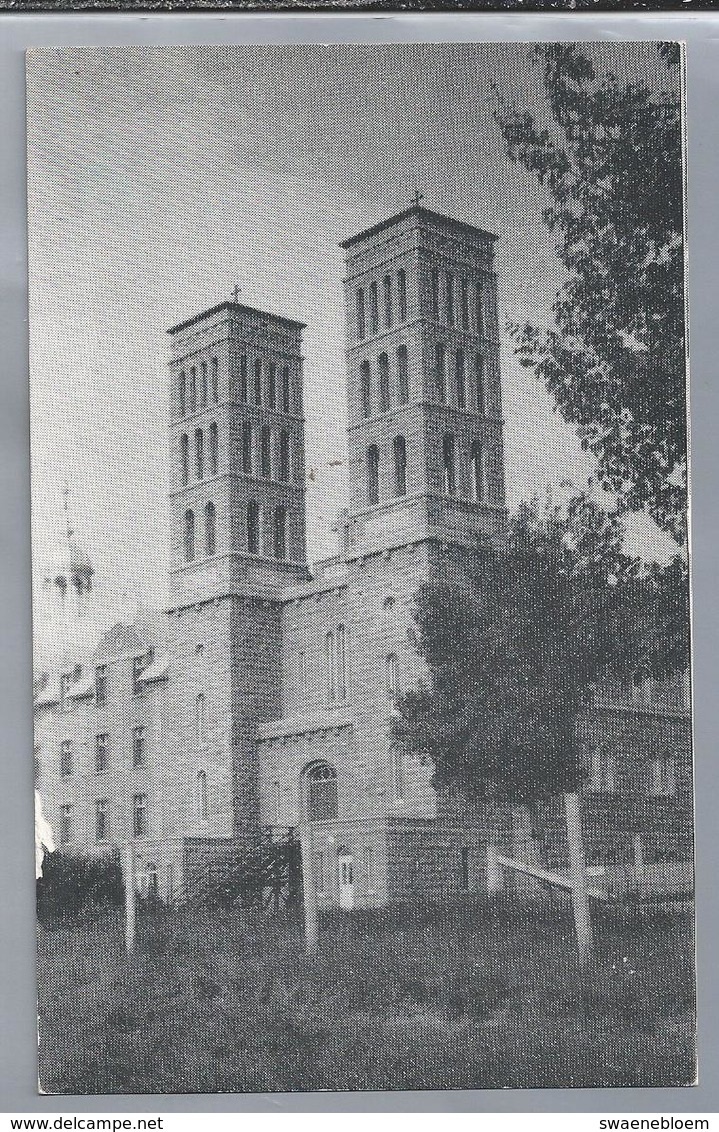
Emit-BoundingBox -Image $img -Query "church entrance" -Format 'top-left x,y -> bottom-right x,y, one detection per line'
338,849 -> 355,910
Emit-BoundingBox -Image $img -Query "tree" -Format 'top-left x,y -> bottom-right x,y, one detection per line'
497,44 -> 686,545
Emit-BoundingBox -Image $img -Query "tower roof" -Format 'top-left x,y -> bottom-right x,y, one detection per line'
167,300 -> 306,336
340,204 -> 498,251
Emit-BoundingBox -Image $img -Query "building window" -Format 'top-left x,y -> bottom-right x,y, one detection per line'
470,441 -> 485,503
133,725 -> 146,767
326,630 -> 336,703
274,505 -> 287,560
360,361 -> 372,418
446,273 -> 454,326
242,422 -> 253,475
240,355 -> 248,403
356,288 -> 366,340
133,793 -> 148,838
254,359 -> 263,405
282,367 -> 291,414
267,363 -> 276,410
393,436 -> 407,496
189,367 -> 197,414
442,434 -> 457,496
208,423 -> 218,476
336,624 -> 346,701
430,268 -> 439,318
132,654 -> 148,696
456,349 -> 466,409
397,269 -> 407,322
95,733 -> 108,774
435,343 -> 446,403
95,799 -> 109,842
383,274 -> 393,329
180,433 -> 189,486
95,665 -> 107,707
460,278 -> 469,330
200,361 -> 208,409
651,756 -> 677,797
59,803 -> 73,844
196,693 -> 206,746
476,354 -> 485,414
396,345 -> 409,405
197,770 -> 208,821
60,740 -> 73,778
476,282 -> 484,338
205,501 -> 216,556
247,501 -> 260,554
378,353 -> 390,413
590,746 -> 616,792
179,371 -> 186,418
367,445 -> 380,506
211,357 -> 219,403
278,430 -> 290,482
195,428 -> 204,480
260,426 -> 272,478
368,281 -> 379,336
184,509 -> 195,561
304,762 -> 338,822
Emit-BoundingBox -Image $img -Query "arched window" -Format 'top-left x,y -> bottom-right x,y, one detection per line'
336,624 -> 346,700
278,430 -> 290,482
475,282 -> 484,338
189,367 -> 197,414
184,509 -> 195,561
180,433 -> 189,487
240,356 -> 248,403
367,445 -> 379,505
274,505 -> 287,560
397,269 -> 407,322
196,693 -> 205,746
470,441 -> 485,503
475,353 -> 485,414
211,357 -> 219,403
247,501 -> 260,554
260,426 -> 272,478
195,428 -> 204,479
430,268 -> 439,317
304,762 -> 338,823
179,371 -> 186,418
326,630 -> 336,703
383,274 -> 393,328
242,422 -> 253,475
456,348 -> 466,409
205,501 -> 216,556
442,434 -> 456,496
393,436 -> 407,496
356,288 -> 366,340
378,353 -> 390,413
360,360 -> 372,418
397,346 -> 409,405
200,361 -> 208,409
369,281 -> 379,335
254,359 -> 263,405
460,278 -> 469,330
282,367 -> 291,414
208,423 -> 218,476
446,273 -> 454,326
268,363 -> 276,409
435,343 -> 446,403
197,770 -> 208,821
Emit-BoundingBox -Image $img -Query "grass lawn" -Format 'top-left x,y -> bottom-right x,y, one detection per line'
37,896 -> 695,1094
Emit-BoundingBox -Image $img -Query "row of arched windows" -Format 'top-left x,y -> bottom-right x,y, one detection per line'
238,356 -> 293,414
431,270 -> 485,336
359,346 -> 409,418
179,357 -> 219,419
180,424 -> 219,486
241,422 -> 292,482
434,345 -> 486,412
183,501 -> 291,562
366,436 -> 407,505
184,503 -> 216,561
356,269 -> 407,340
441,434 -> 487,502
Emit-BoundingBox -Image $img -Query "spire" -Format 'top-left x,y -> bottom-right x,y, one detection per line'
60,480 -> 93,603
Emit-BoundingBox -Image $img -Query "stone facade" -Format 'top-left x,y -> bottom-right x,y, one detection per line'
33,205 -> 693,907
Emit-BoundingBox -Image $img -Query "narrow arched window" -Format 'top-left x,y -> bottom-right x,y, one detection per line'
304,762 -> 338,822
180,433 -> 189,487
179,371 -> 186,418
200,361 -> 208,409
240,355 -> 248,403
254,359 -> 263,405
205,502 -> 216,556
383,274 -> 393,329
208,423 -> 218,476
446,273 -> 454,326
260,426 -> 271,478
442,434 -> 456,496
369,281 -> 379,335
397,269 -> 407,322
470,441 -> 485,503
278,430 -> 290,482
397,346 -> 409,405
274,505 -> 287,560
367,445 -> 379,506
326,630 -> 336,704
195,428 -> 204,479
268,363 -> 276,410
456,348 -> 466,409
247,501 -> 260,554
197,770 -> 208,821
378,353 -> 390,413
184,509 -> 195,561
356,288 -> 366,340
189,367 -> 197,414
336,624 -> 346,700
476,353 -> 485,414
282,367 -> 291,414
435,343 -> 446,403
211,357 -> 219,402
393,436 -> 407,496
430,268 -> 439,318
476,282 -> 484,338
242,422 -> 253,475
360,361 -> 372,418
460,278 -> 469,330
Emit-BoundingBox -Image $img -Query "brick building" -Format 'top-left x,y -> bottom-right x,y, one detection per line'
33,204 -> 693,907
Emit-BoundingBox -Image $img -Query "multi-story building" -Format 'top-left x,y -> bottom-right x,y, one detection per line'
33,204 -> 693,907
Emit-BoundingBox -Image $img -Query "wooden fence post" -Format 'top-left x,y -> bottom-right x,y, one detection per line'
486,842 -> 503,894
123,841 -> 136,955
564,791 -> 593,970
299,826 -> 318,955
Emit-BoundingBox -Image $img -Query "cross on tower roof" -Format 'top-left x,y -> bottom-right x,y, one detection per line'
411,190 -> 425,208
232,284 -> 241,304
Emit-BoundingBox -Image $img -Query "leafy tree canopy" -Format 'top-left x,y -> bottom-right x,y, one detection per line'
497,43 -> 686,545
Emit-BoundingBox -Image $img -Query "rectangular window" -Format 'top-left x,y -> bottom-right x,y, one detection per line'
242,422 -> 253,475
59,803 -> 73,844
360,361 -> 372,418
133,725 -> 146,767
95,733 -> 108,774
397,269 -> 407,323
260,427 -> 272,478
95,799 -> 109,842
95,665 -> 107,706
397,346 -> 409,405
60,740 -> 73,777
133,793 -> 148,838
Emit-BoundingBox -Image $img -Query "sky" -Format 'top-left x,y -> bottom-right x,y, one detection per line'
26,42 -> 679,618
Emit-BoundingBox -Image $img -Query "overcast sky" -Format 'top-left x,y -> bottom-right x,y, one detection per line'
26,42 -> 679,616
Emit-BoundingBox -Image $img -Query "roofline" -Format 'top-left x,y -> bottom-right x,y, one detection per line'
340,205 -> 498,251
167,301 -> 306,336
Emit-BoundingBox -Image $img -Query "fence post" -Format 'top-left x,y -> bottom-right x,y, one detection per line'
486,842 -> 503,894
123,841 -> 136,955
298,825 -> 318,955
564,791 -> 593,971
632,833 -> 645,893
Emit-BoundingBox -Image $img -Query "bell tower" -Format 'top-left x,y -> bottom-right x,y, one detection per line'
341,204 -> 507,558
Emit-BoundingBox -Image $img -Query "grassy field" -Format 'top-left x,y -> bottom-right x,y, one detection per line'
37,896 -> 695,1094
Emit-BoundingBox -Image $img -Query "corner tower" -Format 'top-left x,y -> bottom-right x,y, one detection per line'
341,205 -> 506,557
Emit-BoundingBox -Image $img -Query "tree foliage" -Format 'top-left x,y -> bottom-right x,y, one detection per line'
395,493 -> 689,805
497,44 -> 686,544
